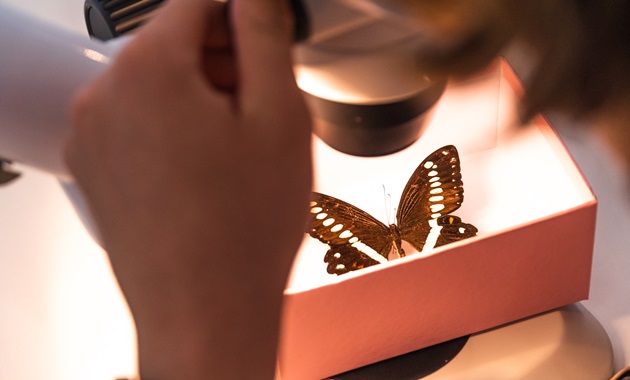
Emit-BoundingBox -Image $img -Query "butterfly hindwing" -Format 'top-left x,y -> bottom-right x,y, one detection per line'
324,245 -> 382,275
308,192 -> 393,272
396,145 -> 466,251
434,215 -> 478,246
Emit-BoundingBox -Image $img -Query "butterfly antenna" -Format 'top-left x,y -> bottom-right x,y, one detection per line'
383,185 -> 392,225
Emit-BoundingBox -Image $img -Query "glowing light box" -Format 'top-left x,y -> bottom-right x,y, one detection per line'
277,60 -> 596,379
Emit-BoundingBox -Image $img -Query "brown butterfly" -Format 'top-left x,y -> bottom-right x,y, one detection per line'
308,145 -> 477,275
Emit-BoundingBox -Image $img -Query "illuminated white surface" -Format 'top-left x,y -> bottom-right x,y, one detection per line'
0,166 -> 137,380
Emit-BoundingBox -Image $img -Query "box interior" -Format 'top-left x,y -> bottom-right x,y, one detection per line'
287,60 -> 594,292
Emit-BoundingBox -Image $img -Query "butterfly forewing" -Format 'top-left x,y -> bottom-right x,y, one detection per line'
396,145 -> 465,251
308,192 -> 393,261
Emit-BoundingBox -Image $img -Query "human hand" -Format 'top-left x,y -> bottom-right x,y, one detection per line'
65,0 -> 312,378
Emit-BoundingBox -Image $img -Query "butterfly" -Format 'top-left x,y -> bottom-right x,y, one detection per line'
307,145 -> 478,275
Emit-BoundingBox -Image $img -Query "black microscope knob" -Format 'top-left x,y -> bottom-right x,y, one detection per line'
84,0 -> 166,41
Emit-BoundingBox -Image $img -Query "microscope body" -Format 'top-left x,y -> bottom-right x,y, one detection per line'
0,0 -> 443,178
0,3 -> 119,178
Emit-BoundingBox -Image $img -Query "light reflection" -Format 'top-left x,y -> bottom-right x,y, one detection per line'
82,48 -> 110,64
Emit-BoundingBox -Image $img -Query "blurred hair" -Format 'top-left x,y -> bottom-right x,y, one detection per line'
400,0 -> 630,120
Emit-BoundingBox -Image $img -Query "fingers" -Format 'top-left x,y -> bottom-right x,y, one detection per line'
154,0 -> 235,93
202,1 -> 237,93
140,0 -> 225,56
113,0 -> 231,94
230,0 -> 302,118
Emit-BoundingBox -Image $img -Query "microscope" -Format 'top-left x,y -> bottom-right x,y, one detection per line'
0,0 -> 445,182
83,0 -> 446,156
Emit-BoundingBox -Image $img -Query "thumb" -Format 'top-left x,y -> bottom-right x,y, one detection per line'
230,0 -> 300,116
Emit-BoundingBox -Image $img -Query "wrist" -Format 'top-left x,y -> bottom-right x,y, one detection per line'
132,279 -> 285,380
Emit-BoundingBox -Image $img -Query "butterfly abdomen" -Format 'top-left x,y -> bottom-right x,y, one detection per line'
388,224 -> 406,258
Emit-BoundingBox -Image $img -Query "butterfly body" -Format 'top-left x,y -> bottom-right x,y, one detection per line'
388,224 -> 405,258
308,145 -> 478,275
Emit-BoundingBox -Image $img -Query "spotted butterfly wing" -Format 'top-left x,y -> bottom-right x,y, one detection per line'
434,215 -> 478,246
396,145 -> 470,253
323,243 -> 382,275
308,145 -> 477,275
308,193 -> 393,274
